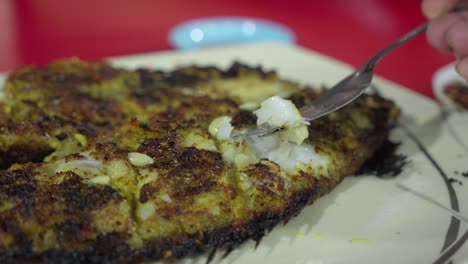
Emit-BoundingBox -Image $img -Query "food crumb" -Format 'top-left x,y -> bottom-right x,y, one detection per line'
315,233 -> 325,239
447,178 -> 463,186
295,232 -> 305,238
350,238 -> 369,244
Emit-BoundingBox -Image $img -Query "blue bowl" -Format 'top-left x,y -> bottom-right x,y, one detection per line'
169,17 -> 295,50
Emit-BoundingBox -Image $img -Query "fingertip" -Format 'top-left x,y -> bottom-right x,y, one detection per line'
446,19 -> 468,58
422,0 -> 438,19
426,13 -> 464,52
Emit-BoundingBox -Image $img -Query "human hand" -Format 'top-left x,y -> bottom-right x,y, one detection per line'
422,0 -> 468,79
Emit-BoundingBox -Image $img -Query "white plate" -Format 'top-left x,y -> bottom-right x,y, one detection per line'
3,43 -> 468,264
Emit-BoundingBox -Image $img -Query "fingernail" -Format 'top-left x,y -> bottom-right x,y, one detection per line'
421,1 -> 440,19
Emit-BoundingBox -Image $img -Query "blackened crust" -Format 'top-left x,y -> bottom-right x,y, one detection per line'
1,188 -> 318,264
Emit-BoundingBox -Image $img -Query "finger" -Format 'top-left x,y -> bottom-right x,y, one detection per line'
422,0 -> 458,19
426,13 -> 466,52
446,19 -> 468,58
455,57 -> 468,80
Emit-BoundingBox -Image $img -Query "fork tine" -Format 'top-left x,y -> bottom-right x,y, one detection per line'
232,123 -> 280,138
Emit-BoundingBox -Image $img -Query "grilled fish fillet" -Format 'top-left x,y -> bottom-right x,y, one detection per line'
0,59 -> 399,263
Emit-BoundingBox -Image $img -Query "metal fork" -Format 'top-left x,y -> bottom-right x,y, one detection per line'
234,22 -> 428,138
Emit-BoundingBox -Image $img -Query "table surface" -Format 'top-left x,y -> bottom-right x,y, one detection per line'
0,0 -> 456,99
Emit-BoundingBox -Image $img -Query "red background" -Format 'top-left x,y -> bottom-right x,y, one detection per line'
0,0 -> 455,99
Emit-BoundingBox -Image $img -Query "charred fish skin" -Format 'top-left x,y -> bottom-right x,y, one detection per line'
0,59 -> 399,263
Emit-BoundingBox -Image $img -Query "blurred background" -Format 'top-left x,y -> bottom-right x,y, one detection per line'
0,0 -> 455,98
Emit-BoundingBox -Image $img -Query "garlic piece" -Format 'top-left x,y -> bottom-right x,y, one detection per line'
208,116 -> 233,140
89,175 -> 111,185
254,95 -> 309,144
128,152 -> 154,167
254,95 -> 305,127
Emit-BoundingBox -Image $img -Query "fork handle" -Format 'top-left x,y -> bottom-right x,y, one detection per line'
361,23 -> 428,73
363,5 -> 468,73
